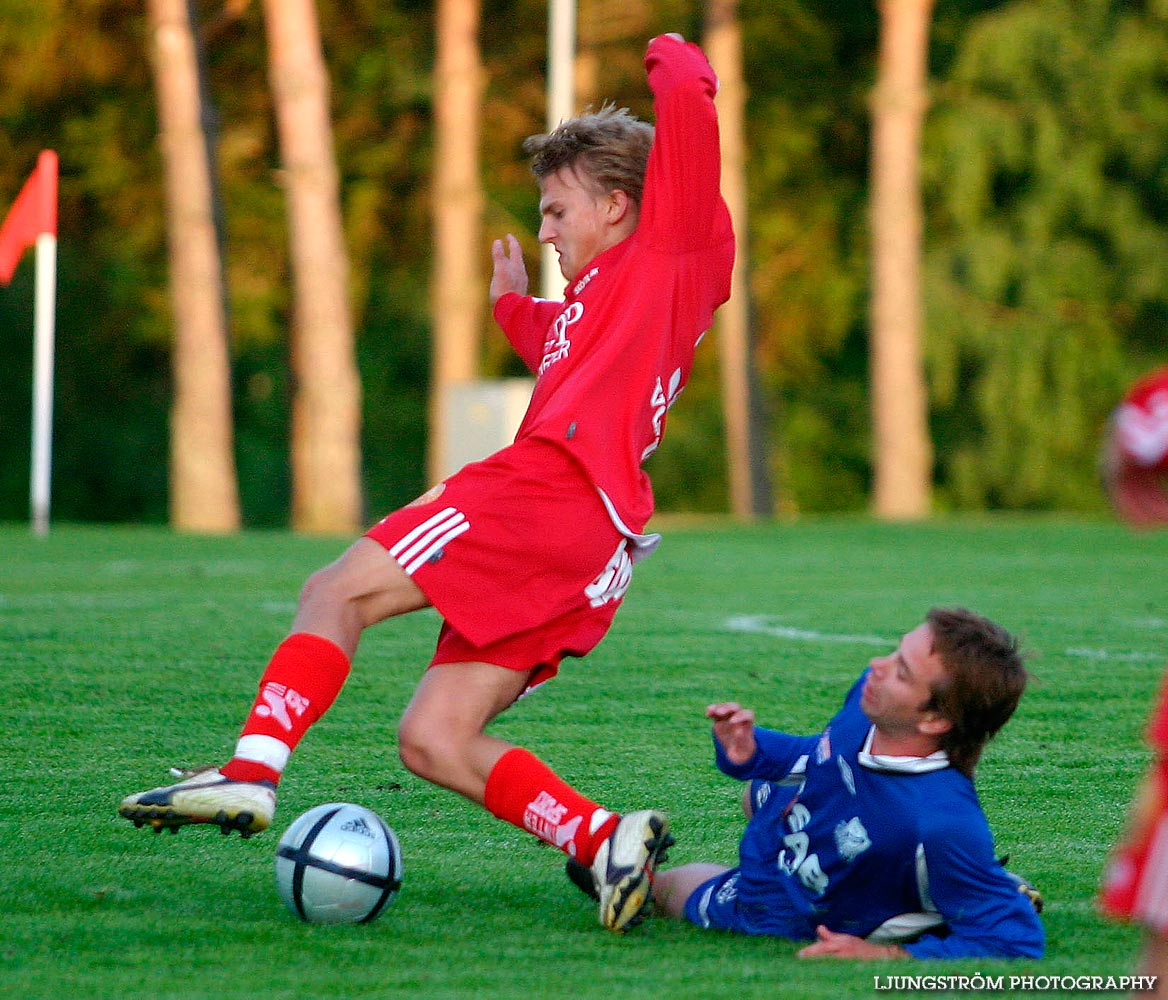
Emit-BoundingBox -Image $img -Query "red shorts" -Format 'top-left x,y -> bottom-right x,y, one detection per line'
365,439 -> 635,687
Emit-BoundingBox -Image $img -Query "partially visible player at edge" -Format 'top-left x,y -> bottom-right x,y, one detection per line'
1100,672 -> 1168,995
1103,366 -> 1168,527
119,32 -> 735,933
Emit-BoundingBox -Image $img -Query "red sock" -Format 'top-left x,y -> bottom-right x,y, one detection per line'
220,633 -> 351,786
483,748 -> 620,864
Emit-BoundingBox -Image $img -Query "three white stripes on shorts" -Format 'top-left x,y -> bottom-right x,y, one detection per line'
389,506 -> 470,576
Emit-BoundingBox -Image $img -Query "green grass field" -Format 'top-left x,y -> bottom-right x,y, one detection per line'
2,517 -> 1165,999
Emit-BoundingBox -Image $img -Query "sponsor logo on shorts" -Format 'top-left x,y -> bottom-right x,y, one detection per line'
585,540 -> 633,607
642,367 -> 684,461
715,871 -> 740,905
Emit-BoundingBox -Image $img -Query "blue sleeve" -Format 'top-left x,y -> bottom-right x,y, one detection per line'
905,822 -> 1045,960
714,726 -> 818,782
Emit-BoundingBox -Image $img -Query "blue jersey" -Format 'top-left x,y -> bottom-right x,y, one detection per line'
708,672 -> 1044,959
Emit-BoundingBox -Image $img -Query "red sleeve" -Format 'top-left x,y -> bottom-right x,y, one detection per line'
639,35 -> 724,251
492,292 -> 561,375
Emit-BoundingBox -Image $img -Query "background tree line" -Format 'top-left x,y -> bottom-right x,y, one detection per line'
1,0 -> 1166,528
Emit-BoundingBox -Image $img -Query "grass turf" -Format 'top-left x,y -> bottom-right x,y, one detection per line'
0,517 -> 1163,999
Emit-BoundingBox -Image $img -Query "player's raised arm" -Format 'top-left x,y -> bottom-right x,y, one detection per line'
638,33 -> 727,250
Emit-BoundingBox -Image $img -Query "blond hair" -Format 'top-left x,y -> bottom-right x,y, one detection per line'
522,104 -> 654,206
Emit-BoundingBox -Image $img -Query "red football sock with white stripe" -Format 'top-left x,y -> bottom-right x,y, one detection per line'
483,747 -> 619,864
220,633 -> 351,786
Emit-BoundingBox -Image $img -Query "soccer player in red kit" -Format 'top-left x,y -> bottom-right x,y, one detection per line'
1100,673 -> 1168,994
1104,367 -> 1168,527
119,33 -> 735,933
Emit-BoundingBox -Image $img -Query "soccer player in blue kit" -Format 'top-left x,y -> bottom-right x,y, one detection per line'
651,607 -> 1045,959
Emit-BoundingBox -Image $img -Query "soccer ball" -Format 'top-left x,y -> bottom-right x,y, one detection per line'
275,802 -> 403,924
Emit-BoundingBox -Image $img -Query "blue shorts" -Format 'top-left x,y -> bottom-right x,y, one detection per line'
683,869 -> 812,939
683,780 -> 811,938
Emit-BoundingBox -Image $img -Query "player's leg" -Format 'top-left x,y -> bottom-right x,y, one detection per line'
654,863 -> 732,920
217,538 -> 427,782
119,539 -> 426,837
292,537 -> 431,657
396,659 -> 532,803
398,660 -> 624,853
398,658 -> 672,932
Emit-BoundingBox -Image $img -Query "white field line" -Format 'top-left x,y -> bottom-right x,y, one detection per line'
1064,648 -> 1163,663
722,615 -> 891,647
723,615 -> 1165,663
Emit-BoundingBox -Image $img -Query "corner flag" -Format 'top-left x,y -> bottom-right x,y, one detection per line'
0,150 -> 59,536
0,150 -> 57,283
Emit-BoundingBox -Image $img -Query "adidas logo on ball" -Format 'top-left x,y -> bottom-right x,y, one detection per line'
340,816 -> 375,838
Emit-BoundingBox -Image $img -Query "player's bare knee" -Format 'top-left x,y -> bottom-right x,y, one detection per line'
299,563 -> 345,610
396,736 -> 427,781
397,715 -> 445,783
298,561 -> 368,626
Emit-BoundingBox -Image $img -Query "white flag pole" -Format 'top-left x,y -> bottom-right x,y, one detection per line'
542,0 -> 574,301
30,230 -> 57,537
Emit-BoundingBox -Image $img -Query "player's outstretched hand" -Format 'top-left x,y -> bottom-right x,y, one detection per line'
706,702 -> 757,765
490,234 -> 528,306
798,925 -> 906,960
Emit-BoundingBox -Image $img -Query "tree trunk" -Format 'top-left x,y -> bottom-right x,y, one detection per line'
869,0 -> 934,519
429,0 -> 484,485
262,0 -> 362,533
147,0 -> 241,533
705,0 -> 772,518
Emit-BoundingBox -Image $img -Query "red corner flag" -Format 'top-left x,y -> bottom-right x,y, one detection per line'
0,150 -> 58,285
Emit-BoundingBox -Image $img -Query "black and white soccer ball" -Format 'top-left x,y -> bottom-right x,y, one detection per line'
275,802 -> 403,924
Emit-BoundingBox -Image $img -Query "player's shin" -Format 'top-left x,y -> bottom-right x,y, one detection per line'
220,632 -> 352,785
483,747 -> 619,863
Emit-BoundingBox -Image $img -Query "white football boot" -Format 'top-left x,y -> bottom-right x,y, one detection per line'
590,810 -> 673,931
119,766 -> 276,838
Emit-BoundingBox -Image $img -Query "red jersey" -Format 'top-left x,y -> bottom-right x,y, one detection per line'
492,35 -> 735,537
1116,366 -> 1168,470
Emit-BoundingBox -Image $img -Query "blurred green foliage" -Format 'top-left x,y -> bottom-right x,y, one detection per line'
0,0 -> 1165,525
925,0 -> 1168,510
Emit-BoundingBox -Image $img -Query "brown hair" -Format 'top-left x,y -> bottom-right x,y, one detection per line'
522,104 -> 654,207
924,607 -> 1029,778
